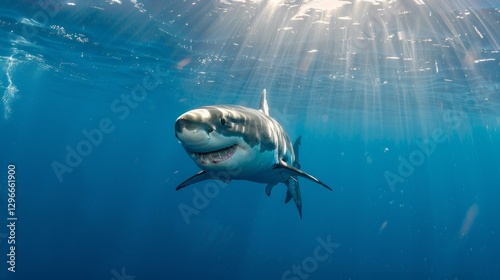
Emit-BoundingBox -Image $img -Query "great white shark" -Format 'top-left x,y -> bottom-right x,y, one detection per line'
174,89 -> 331,218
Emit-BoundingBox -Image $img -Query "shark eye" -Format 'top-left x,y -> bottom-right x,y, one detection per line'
220,117 -> 226,126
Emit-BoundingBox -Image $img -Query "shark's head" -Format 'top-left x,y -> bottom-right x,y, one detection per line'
175,106 -> 265,170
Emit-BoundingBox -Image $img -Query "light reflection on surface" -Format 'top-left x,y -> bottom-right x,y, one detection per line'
171,0 -> 499,140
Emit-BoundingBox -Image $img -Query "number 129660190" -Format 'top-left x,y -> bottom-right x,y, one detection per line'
7,165 -> 16,216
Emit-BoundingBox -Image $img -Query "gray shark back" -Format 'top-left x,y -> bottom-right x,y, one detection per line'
192,104 -> 296,164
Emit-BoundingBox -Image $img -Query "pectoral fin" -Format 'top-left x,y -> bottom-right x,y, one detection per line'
274,159 -> 332,191
176,170 -> 230,191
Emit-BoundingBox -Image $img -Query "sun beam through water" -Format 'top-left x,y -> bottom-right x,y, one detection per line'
169,0 -> 499,140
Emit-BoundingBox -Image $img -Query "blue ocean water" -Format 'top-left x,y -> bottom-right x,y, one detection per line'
1,0 -> 499,279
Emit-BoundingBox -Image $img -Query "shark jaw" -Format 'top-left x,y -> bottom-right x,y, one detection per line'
175,124 -> 240,166
191,144 -> 238,165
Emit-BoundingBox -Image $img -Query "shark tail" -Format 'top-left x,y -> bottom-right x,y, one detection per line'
273,136 -> 332,218
285,176 -> 302,219
268,137 -> 331,219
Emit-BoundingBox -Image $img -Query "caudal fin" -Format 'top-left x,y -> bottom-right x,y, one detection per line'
285,176 -> 302,219
275,159 -> 331,219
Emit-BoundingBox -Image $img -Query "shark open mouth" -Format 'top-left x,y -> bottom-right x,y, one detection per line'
192,144 -> 237,164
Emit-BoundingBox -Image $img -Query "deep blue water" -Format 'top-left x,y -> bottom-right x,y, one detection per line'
1,0 -> 500,279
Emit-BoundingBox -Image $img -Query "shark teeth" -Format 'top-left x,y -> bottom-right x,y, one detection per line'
192,145 -> 237,165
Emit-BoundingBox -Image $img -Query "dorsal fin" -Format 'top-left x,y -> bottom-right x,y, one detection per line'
259,89 -> 270,116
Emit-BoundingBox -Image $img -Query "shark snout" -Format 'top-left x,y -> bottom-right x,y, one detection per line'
174,116 -> 216,152
175,118 -> 213,135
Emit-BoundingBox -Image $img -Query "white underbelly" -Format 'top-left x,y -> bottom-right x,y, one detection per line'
229,149 -> 284,183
